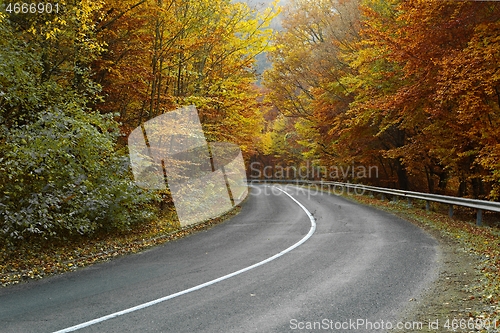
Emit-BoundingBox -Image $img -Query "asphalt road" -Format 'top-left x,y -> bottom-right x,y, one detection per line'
0,185 -> 439,332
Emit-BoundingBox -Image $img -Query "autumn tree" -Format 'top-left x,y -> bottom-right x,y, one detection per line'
0,2 -> 157,245
92,0 -> 278,157
265,0 -> 500,198
346,0 -> 500,196
264,0 -> 362,178
433,3 -> 500,198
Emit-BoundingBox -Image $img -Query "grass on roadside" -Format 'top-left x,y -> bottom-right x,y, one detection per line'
0,205 -> 241,287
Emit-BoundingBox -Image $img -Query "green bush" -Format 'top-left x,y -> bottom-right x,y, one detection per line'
0,8 -> 160,246
0,105 -> 159,242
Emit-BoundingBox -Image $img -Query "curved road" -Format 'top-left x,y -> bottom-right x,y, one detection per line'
0,185 -> 438,332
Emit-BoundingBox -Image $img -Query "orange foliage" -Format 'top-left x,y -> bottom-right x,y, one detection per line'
264,0 -> 500,198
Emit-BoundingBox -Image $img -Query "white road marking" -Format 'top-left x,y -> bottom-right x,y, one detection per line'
53,186 -> 316,333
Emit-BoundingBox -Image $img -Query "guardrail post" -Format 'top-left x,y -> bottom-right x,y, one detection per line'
448,205 -> 454,218
425,200 -> 430,212
407,197 -> 412,208
391,195 -> 398,203
476,209 -> 483,226
380,194 -> 385,201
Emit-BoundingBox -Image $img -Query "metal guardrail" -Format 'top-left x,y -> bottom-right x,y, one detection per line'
248,179 -> 500,226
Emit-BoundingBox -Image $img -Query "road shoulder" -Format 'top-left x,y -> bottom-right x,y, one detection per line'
343,193 -> 494,333
391,218 -> 484,332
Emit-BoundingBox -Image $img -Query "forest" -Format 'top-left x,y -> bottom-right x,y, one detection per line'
264,0 -> 500,199
0,0 -> 499,245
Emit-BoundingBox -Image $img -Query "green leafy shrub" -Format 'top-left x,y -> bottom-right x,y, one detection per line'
0,105 -> 159,243
0,11 -> 159,246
